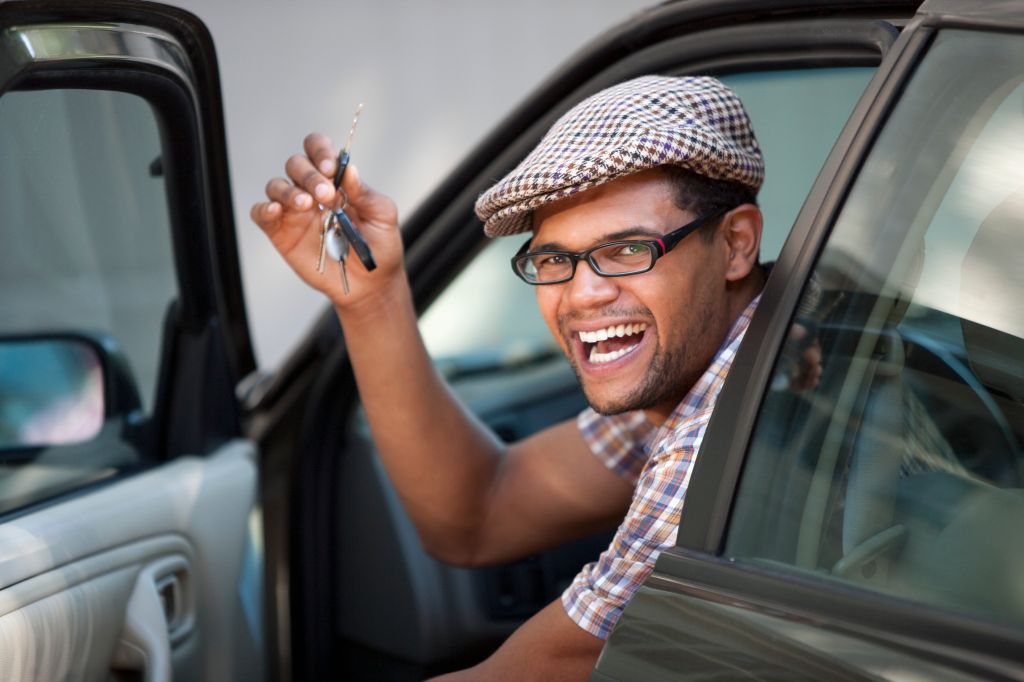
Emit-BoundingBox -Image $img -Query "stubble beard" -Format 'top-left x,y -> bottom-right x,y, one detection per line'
562,300 -> 722,416
576,336 -> 698,415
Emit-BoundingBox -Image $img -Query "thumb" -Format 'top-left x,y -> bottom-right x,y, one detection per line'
343,163 -> 397,226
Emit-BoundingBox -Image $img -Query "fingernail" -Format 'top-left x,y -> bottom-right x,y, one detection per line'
319,159 -> 333,174
295,194 -> 312,209
314,183 -> 332,201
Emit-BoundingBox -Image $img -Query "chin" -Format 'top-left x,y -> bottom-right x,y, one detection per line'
581,383 -> 648,416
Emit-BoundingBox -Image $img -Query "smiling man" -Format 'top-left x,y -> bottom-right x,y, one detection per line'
253,76 -> 767,680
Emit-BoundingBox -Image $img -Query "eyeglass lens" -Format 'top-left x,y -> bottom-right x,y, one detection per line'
520,242 -> 656,283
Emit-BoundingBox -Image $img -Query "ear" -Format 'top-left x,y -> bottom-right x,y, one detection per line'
720,204 -> 762,282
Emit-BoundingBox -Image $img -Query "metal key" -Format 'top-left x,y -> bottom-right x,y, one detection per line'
317,103 -> 375,283
332,105 -> 377,273
325,221 -> 351,294
333,103 -> 362,187
316,208 -> 333,274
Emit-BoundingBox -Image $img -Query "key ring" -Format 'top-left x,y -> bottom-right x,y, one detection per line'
323,206 -> 334,227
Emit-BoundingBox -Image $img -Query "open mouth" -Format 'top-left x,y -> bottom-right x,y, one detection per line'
578,323 -> 648,365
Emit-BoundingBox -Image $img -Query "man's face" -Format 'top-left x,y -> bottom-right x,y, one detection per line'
531,169 -> 733,420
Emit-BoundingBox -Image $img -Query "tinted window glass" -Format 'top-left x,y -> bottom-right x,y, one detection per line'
720,68 -> 874,259
726,31 -> 1024,628
0,88 -> 176,510
0,89 -> 175,410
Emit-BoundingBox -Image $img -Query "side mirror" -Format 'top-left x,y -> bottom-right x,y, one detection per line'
0,332 -> 143,452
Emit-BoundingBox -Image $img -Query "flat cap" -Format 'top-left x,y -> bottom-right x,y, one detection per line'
475,75 -> 764,237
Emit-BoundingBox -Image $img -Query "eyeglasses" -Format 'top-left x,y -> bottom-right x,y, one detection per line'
511,208 -> 728,285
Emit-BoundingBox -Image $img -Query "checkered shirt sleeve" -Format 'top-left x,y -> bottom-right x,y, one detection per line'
562,295 -> 759,639
562,408 -> 712,639
576,408 -> 653,482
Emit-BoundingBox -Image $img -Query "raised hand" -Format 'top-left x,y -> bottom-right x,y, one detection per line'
251,133 -> 402,308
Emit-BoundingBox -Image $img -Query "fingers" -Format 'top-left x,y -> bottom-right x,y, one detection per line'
791,341 -> 823,392
304,133 -> 337,177
284,154 -> 335,205
265,176 -> 315,211
252,135 -> 398,247
341,162 -> 366,202
341,163 -> 399,227
250,199 -> 282,229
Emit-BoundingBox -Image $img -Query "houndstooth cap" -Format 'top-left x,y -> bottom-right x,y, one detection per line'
475,75 -> 764,237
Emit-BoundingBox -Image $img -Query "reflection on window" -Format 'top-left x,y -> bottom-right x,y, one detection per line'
726,31 -> 1024,628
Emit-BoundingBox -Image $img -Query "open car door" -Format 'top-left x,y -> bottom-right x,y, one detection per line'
0,2 -> 261,680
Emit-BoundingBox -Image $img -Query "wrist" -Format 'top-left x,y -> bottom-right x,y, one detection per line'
332,269 -> 413,324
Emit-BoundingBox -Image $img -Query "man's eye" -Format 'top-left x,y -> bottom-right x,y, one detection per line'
535,254 -> 568,269
610,243 -> 648,259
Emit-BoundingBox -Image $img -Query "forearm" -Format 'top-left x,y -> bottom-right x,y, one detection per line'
336,274 -> 506,561
429,600 -> 604,681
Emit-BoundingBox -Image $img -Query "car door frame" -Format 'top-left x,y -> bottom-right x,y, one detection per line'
596,1 -> 1024,679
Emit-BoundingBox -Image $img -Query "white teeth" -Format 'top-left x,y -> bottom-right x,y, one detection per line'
589,342 -> 641,364
577,322 -> 647,344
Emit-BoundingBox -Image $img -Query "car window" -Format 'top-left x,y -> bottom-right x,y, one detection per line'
0,88 -> 176,509
0,89 -> 175,408
725,31 -> 1024,628
420,66 -> 875,360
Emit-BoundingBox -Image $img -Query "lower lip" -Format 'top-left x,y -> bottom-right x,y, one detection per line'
576,332 -> 650,375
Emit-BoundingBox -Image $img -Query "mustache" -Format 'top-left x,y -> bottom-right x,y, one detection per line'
557,306 -> 653,333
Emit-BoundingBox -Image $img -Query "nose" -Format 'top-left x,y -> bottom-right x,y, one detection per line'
566,259 -> 619,309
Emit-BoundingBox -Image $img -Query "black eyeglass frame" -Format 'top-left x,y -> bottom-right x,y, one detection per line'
510,207 -> 730,285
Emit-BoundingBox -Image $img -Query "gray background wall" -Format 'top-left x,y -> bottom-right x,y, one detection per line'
165,0 -> 652,368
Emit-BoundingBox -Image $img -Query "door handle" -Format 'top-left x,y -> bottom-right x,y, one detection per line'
112,556 -> 191,682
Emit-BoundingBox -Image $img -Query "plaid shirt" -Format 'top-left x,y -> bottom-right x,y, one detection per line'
562,295 -> 760,639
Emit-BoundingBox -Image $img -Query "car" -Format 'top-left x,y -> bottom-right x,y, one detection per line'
0,0 -> 1022,680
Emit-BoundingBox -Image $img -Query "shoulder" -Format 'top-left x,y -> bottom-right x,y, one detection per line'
648,405 -> 715,464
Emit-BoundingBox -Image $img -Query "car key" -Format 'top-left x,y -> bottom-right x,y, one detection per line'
333,207 -> 375,271
325,216 -> 351,294
316,105 -> 362,277
316,207 -> 333,274
332,104 -> 377,273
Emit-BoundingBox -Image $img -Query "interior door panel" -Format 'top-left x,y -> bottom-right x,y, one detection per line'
0,442 -> 257,681
332,355 -> 596,675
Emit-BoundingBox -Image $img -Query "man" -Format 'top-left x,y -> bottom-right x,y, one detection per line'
252,75 -> 767,680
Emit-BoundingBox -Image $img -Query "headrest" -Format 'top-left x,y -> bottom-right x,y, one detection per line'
960,190 -> 1024,400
